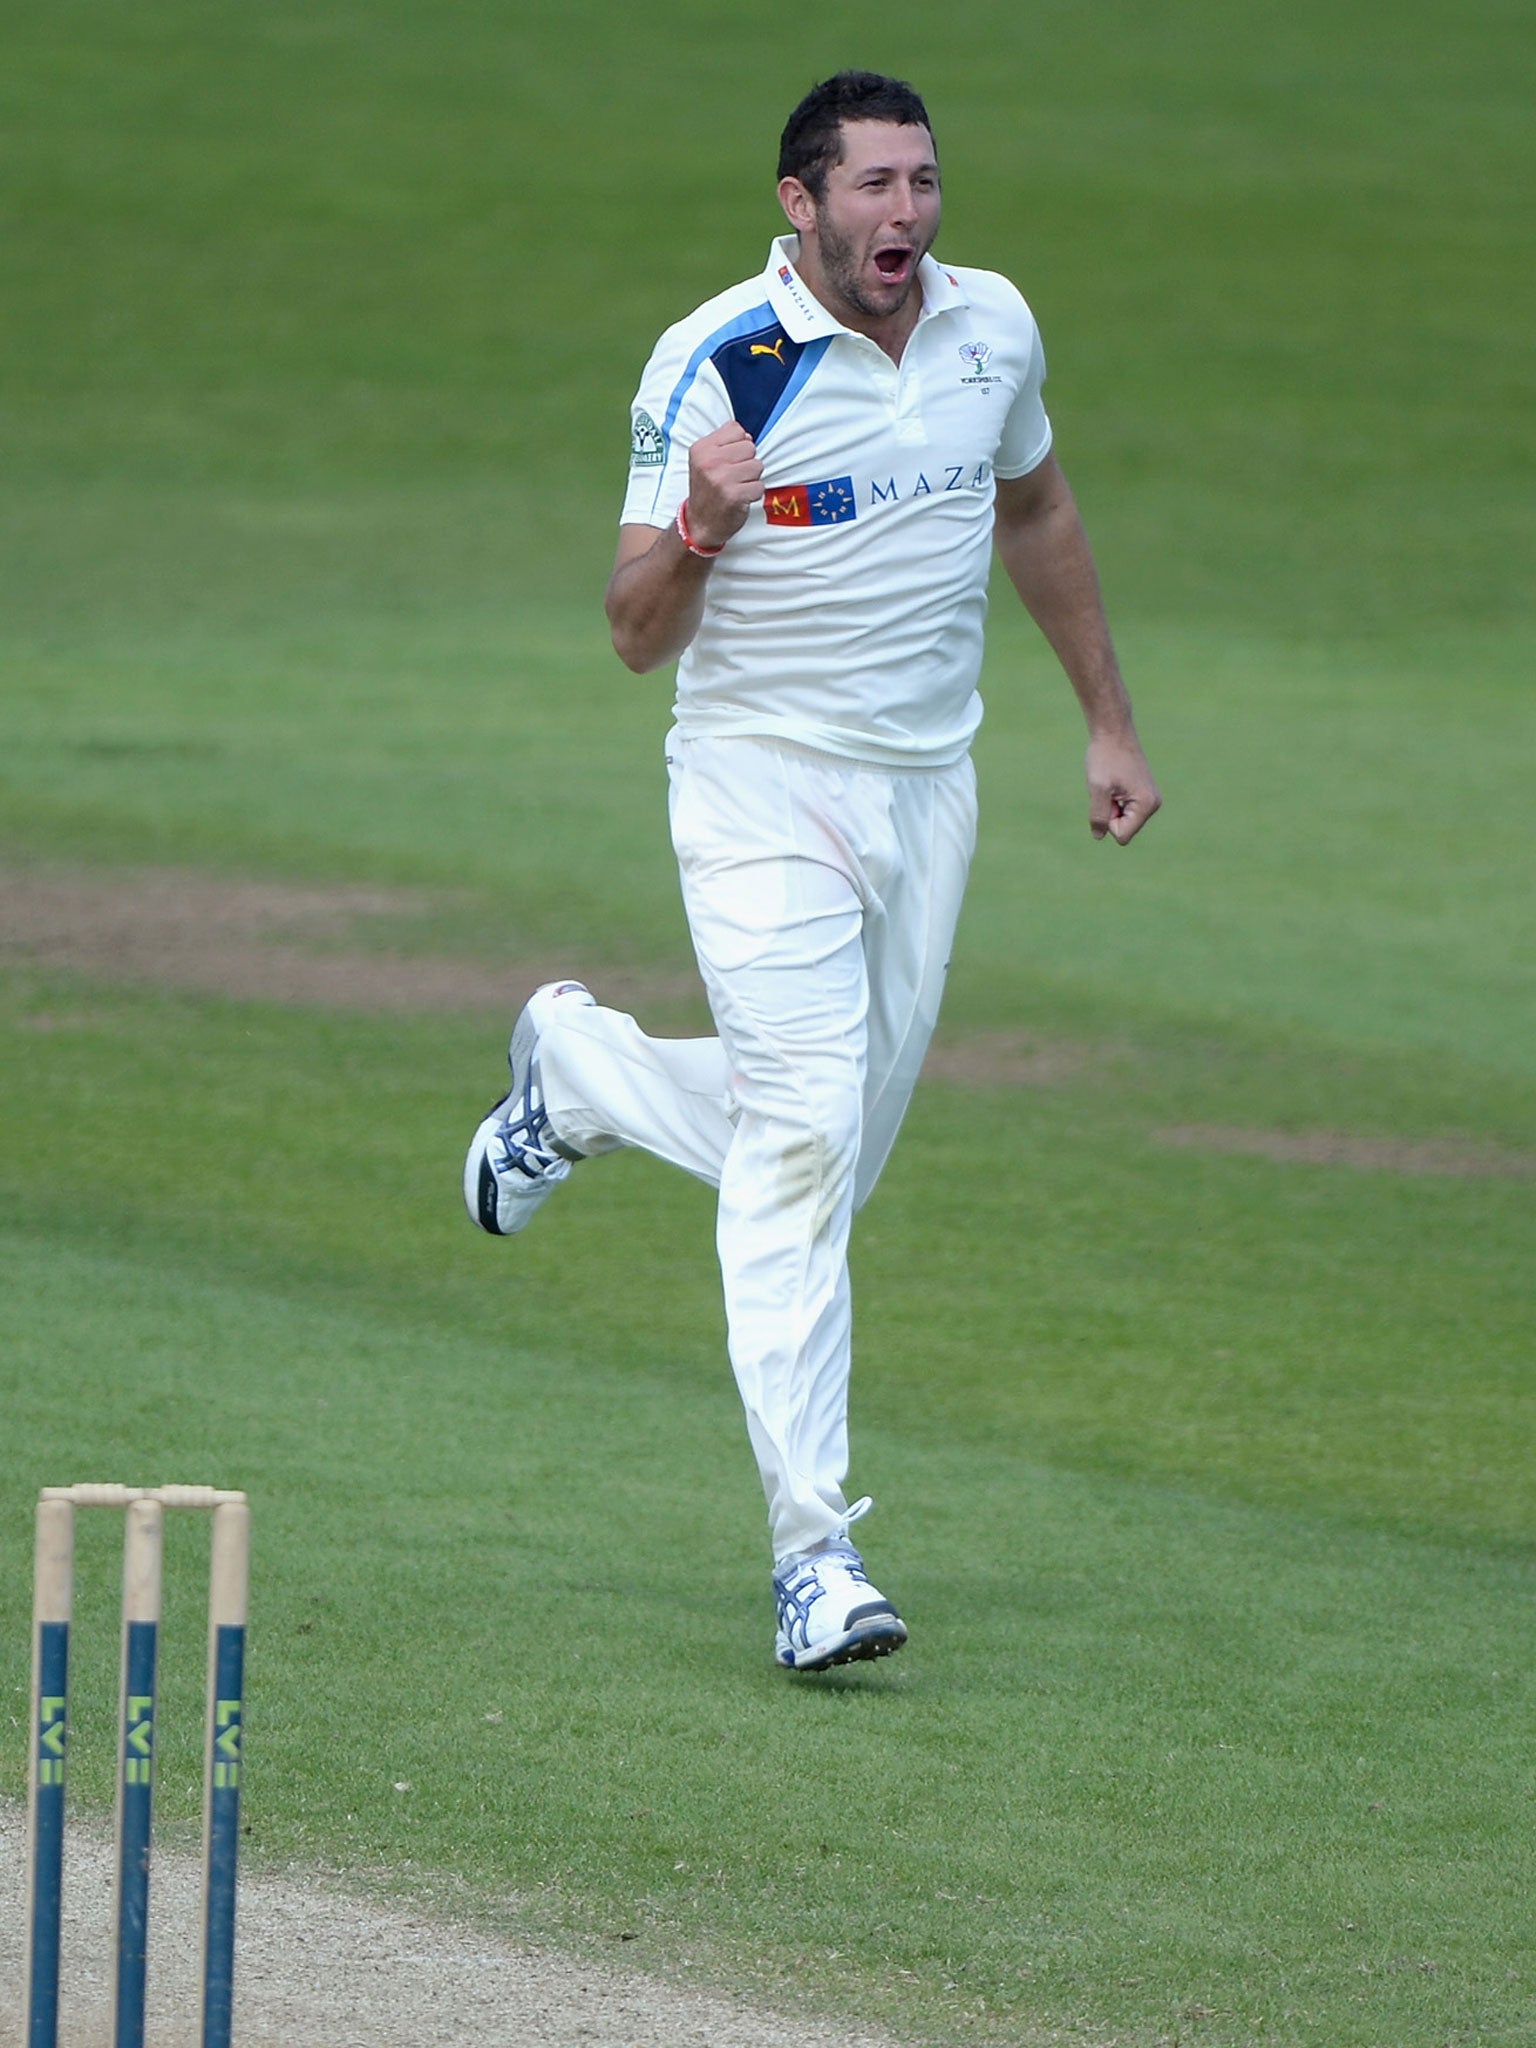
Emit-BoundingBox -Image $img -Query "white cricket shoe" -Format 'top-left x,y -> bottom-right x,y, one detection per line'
772,1499 -> 908,1672
464,981 -> 593,1235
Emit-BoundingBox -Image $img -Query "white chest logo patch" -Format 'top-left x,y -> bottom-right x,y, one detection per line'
958,341 -> 1001,387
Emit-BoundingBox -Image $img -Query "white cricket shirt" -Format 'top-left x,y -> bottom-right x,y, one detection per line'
621,236 -> 1052,767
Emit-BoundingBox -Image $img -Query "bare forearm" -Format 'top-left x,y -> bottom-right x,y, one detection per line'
994,475 -> 1137,740
607,421 -> 766,674
993,458 -> 1160,844
605,525 -> 713,674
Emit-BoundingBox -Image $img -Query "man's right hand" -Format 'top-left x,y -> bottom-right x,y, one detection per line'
606,424 -> 763,672
685,423 -> 764,549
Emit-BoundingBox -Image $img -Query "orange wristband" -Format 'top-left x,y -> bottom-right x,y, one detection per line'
676,501 -> 725,558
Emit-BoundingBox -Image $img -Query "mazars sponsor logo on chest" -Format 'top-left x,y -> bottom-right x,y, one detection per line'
871,460 -> 993,502
764,477 -> 858,527
763,461 -> 993,527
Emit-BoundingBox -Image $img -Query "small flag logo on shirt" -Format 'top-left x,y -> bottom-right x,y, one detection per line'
763,476 -> 858,527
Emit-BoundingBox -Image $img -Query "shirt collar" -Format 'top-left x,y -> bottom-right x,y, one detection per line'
914,255 -> 970,319
764,236 -> 971,341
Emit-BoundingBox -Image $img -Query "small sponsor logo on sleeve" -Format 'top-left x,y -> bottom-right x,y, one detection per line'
630,409 -> 665,468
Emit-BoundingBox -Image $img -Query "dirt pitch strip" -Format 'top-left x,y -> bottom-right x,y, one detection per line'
0,867 -> 700,1017
0,1805 -> 903,2048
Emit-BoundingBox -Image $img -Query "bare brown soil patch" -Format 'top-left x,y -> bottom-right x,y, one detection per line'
921,1029 -> 1086,1087
1,869 -> 1095,1089
0,1804 -> 902,2048
1155,1124 -> 1536,1179
0,867 -> 701,1016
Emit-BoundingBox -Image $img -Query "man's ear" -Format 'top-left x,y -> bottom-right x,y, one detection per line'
777,176 -> 816,236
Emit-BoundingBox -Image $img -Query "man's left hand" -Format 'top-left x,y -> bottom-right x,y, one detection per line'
1086,735 -> 1161,845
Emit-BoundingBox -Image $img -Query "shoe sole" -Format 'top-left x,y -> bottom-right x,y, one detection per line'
463,996 -> 541,1235
506,997 -> 539,1098
472,1117 -> 510,1233
783,1615 -> 908,1673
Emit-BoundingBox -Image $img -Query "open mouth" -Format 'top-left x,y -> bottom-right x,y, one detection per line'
873,245 -> 914,285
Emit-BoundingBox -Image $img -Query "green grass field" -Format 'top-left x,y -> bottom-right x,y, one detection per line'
2,4 -> 1533,2044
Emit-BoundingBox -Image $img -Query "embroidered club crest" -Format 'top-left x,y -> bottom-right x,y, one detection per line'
959,341 -> 993,378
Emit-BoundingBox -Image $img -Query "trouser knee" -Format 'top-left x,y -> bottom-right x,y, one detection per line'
735,1062 -> 862,1211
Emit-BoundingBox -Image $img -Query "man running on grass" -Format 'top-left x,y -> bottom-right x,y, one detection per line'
464,70 -> 1160,1670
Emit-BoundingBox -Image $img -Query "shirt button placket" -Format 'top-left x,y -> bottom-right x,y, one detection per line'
894,352 -> 925,447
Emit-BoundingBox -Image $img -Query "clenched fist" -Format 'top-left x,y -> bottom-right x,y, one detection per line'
684,424 -> 764,550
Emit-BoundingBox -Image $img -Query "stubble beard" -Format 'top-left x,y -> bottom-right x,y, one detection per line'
812,203 -> 922,323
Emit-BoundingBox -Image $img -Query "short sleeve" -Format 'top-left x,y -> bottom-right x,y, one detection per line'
993,309 -> 1052,480
620,328 -> 734,529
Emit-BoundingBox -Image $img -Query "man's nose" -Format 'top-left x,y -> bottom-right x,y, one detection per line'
887,181 -> 919,226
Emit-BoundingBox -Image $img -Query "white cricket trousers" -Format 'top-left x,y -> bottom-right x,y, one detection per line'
537,734 -> 977,1561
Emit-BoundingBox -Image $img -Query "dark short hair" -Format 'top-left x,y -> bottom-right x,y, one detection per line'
777,71 -> 935,199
